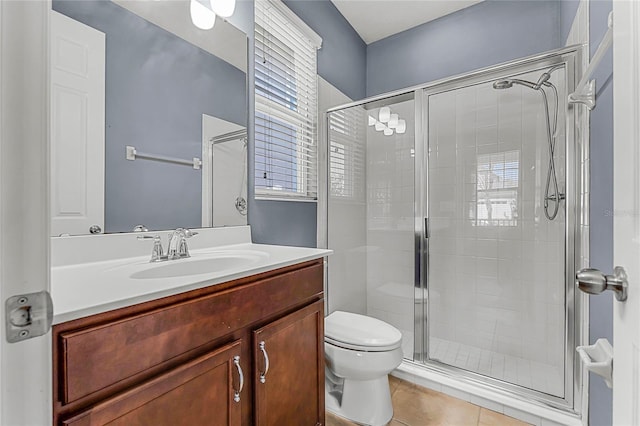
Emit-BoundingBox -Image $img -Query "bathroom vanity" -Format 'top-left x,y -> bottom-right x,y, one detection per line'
50,227 -> 330,426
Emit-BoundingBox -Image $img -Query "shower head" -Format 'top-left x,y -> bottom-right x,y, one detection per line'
493,80 -> 513,89
492,78 -> 538,90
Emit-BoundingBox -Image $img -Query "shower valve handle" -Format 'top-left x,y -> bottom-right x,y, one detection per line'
576,266 -> 628,301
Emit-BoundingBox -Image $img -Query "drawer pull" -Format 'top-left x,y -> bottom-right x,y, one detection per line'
233,355 -> 244,403
259,341 -> 270,384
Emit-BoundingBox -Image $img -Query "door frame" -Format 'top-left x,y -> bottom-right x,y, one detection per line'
0,0 -> 52,424
612,1 -> 640,424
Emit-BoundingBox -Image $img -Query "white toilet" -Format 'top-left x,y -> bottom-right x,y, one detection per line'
324,311 -> 404,426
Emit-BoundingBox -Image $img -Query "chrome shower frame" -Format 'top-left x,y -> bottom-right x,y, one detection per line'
417,46 -> 585,414
322,44 -> 588,416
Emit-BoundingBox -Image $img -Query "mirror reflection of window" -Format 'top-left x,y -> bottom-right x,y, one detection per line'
474,150 -> 520,227
328,107 -> 366,201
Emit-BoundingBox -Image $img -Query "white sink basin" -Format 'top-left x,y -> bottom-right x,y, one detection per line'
130,251 -> 268,280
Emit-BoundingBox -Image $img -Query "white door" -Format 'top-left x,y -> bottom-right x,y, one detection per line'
612,2 -> 640,425
201,114 -> 247,227
50,11 -> 105,236
0,1 -> 52,425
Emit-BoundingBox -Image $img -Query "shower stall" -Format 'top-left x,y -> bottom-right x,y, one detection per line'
322,46 -> 587,412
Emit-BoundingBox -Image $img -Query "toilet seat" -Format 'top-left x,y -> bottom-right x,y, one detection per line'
325,311 -> 402,352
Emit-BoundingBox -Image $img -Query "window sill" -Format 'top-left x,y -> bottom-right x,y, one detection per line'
255,195 -> 318,203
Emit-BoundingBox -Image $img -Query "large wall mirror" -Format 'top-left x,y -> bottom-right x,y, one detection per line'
50,0 -> 248,236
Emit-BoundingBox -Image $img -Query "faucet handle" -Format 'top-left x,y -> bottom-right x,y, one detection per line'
178,229 -> 198,258
137,235 -> 165,262
183,229 -> 198,238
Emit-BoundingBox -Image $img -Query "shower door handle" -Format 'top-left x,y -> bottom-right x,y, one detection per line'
424,217 -> 430,239
576,266 -> 628,301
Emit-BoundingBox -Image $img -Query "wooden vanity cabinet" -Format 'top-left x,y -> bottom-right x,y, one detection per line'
52,259 -> 325,426
61,340 -> 244,426
254,301 -> 324,426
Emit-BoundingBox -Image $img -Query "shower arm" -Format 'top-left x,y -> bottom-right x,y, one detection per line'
568,11 -> 613,110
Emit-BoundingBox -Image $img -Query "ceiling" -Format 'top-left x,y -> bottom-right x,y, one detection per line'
331,0 -> 484,44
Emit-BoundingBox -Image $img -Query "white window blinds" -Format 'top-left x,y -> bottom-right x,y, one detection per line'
254,0 -> 320,200
328,106 -> 366,201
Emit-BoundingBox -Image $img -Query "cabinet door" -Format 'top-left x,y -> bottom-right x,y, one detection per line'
61,340 -> 245,426
254,300 -> 325,426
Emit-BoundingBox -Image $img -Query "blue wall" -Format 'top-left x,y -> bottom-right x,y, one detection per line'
588,1 -> 614,424
366,0 -> 562,96
560,0 -> 580,43
283,0 -> 367,101
53,0 -> 247,233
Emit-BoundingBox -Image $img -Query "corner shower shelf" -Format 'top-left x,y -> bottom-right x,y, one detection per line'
125,145 -> 202,170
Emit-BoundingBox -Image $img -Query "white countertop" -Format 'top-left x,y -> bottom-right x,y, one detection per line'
51,226 -> 331,324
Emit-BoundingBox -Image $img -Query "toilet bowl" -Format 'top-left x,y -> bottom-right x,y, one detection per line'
324,311 -> 404,426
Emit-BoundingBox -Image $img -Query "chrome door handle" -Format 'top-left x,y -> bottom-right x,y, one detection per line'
259,341 -> 269,384
233,355 -> 243,403
576,266 -> 628,301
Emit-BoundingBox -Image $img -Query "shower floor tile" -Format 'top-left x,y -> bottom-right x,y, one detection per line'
326,376 -> 532,426
429,337 -> 564,397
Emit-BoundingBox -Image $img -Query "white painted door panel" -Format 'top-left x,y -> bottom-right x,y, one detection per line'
0,1 -> 51,424
50,11 -> 105,236
612,2 -> 640,425
201,114 -> 246,227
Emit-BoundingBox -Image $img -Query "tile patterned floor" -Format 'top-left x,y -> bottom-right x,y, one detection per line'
429,337 -> 564,397
326,376 -> 532,426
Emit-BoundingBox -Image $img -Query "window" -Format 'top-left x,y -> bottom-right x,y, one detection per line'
328,107 -> 366,200
254,0 -> 321,200
474,150 -> 520,226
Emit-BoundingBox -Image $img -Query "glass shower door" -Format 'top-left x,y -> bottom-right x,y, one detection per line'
425,67 -> 567,398
326,94 -> 417,360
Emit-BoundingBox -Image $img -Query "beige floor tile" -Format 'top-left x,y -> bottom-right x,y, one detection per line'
391,382 -> 481,426
389,375 -> 402,395
478,408 -> 532,426
326,378 -> 535,426
326,411 -> 358,426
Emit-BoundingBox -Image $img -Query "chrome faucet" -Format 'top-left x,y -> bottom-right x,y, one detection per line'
138,228 -> 198,262
166,228 -> 198,260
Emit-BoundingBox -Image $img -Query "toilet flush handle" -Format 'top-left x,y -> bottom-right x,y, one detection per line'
259,341 -> 270,384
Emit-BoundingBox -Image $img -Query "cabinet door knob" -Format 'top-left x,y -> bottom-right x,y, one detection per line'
259,341 -> 270,384
233,355 -> 244,403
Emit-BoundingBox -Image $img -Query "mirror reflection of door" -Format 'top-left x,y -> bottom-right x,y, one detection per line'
201,114 -> 248,228
50,11 -> 105,236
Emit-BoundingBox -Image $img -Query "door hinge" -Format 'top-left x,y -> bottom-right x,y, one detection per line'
424,217 -> 430,239
5,290 -> 53,343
